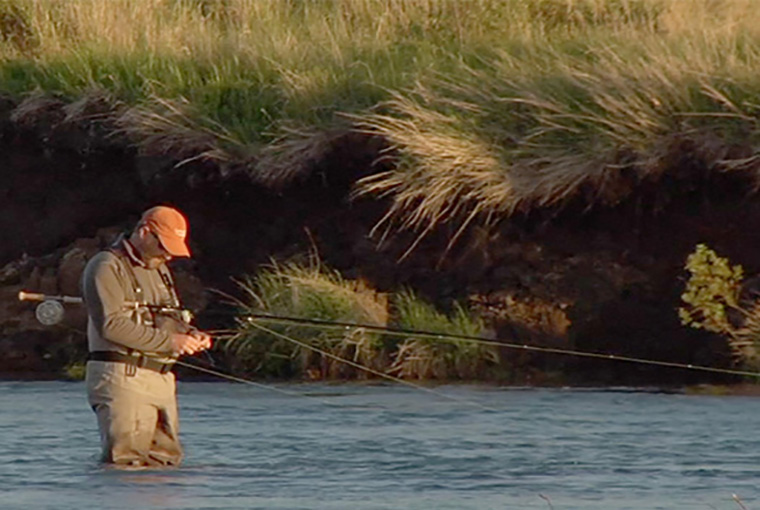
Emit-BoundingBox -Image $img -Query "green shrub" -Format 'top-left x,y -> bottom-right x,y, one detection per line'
679,243 -> 760,370
63,361 -> 86,381
679,243 -> 743,335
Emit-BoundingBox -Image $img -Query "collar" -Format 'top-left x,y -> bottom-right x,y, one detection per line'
122,239 -> 147,268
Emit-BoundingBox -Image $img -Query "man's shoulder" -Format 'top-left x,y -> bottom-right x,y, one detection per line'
87,250 -> 119,265
84,250 -> 123,275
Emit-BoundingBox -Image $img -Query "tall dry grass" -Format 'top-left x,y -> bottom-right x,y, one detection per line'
2,0 -> 760,228
354,1 -> 760,232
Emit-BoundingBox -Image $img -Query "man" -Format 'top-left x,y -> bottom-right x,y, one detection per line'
81,205 -> 211,467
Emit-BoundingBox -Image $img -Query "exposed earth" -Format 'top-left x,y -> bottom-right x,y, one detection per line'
2,94 -> 757,386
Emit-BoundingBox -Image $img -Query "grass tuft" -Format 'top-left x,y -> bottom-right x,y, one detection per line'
115,95 -> 252,166
228,259 -> 388,379
389,290 -> 500,380
228,261 -> 500,380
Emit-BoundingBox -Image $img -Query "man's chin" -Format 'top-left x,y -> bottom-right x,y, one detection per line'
145,258 -> 165,269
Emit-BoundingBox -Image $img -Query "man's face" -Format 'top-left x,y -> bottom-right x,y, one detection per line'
139,226 -> 173,269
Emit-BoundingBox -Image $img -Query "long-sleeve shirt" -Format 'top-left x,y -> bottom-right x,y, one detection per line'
82,240 -> 179,357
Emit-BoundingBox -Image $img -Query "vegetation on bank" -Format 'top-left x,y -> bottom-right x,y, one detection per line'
225,260 -> 501,380
2,0 -> 760,231
680,244 -> 760,372
4,0 -> 760,383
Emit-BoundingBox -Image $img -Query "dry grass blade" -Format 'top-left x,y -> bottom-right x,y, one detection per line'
9,92 -> 65,126
353,93 -> 516,235
115,96 -> 250,166
255,127 -> 339,188
61,88 -> 121,124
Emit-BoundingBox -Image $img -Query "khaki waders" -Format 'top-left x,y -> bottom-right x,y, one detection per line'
87,360 -> 183,467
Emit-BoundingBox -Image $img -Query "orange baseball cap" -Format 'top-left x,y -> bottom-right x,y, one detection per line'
140,206 -> 191,257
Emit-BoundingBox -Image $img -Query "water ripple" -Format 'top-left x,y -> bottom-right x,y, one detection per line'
1,382 -> 760,509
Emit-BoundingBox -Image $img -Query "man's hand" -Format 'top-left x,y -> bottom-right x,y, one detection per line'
170,331 -> 212,356
191,331 -> 212,351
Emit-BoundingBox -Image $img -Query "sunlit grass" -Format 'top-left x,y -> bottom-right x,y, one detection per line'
228,261 -> 498,380
1,0 -> 526,142
389,290 -> 500,380
228,260 -> 389,378
355,20 -> 760,231
2,0 -> 760,228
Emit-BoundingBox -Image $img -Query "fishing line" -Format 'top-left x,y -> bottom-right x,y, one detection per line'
172,359 -> 358,408
245,320 -> 499,412
49,323 -> 361,408
20,292 -> 760,393
241,313 -> 760,380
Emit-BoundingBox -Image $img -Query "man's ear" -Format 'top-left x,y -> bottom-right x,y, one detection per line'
136,224 -> 151,239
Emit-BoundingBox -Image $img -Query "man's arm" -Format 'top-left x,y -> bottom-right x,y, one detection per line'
82,252 -> 174,353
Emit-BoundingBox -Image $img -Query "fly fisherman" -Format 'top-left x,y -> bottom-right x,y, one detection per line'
81,205 -> 212,467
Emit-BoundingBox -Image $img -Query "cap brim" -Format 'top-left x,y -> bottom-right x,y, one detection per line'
159,234 -> 191,257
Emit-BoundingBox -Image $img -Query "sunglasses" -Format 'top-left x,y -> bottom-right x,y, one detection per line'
150,231 -> 171,257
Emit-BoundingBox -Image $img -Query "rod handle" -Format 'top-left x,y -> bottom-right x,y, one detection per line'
18,291 -> 83,304
18,291 -> 46,302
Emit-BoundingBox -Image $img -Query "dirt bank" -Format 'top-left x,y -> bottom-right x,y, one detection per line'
1,95 -> 752,385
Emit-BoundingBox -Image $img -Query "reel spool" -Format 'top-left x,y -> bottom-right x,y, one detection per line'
35,300 -> 66,326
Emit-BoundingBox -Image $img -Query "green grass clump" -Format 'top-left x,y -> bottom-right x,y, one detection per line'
228,261 -> 499,380
389,290 -> 500,380
228,260 -> 388,379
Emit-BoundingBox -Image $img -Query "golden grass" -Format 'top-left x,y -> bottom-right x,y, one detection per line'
3,0 -> 760,231
354,14 -> 760,231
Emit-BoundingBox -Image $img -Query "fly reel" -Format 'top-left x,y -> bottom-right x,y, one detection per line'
18,291 -> 83,326
35,300 -> 66,326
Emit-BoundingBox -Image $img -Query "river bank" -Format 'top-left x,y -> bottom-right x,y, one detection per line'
3,1 -> 760,385
0,88 -> 752,385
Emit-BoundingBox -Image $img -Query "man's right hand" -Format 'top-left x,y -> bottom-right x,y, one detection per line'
170,332 -> 209,356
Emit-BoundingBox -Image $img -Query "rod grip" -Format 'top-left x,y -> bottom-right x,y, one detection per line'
18,291 -> 83,304
18,291 -> 46,302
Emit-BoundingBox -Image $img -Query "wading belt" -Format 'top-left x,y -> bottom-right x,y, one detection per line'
88,351 -> 174,374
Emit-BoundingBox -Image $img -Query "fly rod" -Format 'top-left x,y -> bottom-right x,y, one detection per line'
18,291 -> 193,324
18,291 -> 486,409
18,290 -> 760,379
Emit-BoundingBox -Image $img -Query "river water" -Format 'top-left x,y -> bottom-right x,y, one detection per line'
0,381 -> 758,510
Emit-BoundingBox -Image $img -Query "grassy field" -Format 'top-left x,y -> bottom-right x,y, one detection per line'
2,0 -> 760,228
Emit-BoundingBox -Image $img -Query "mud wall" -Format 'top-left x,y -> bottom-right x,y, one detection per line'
1,96 -> 754,385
